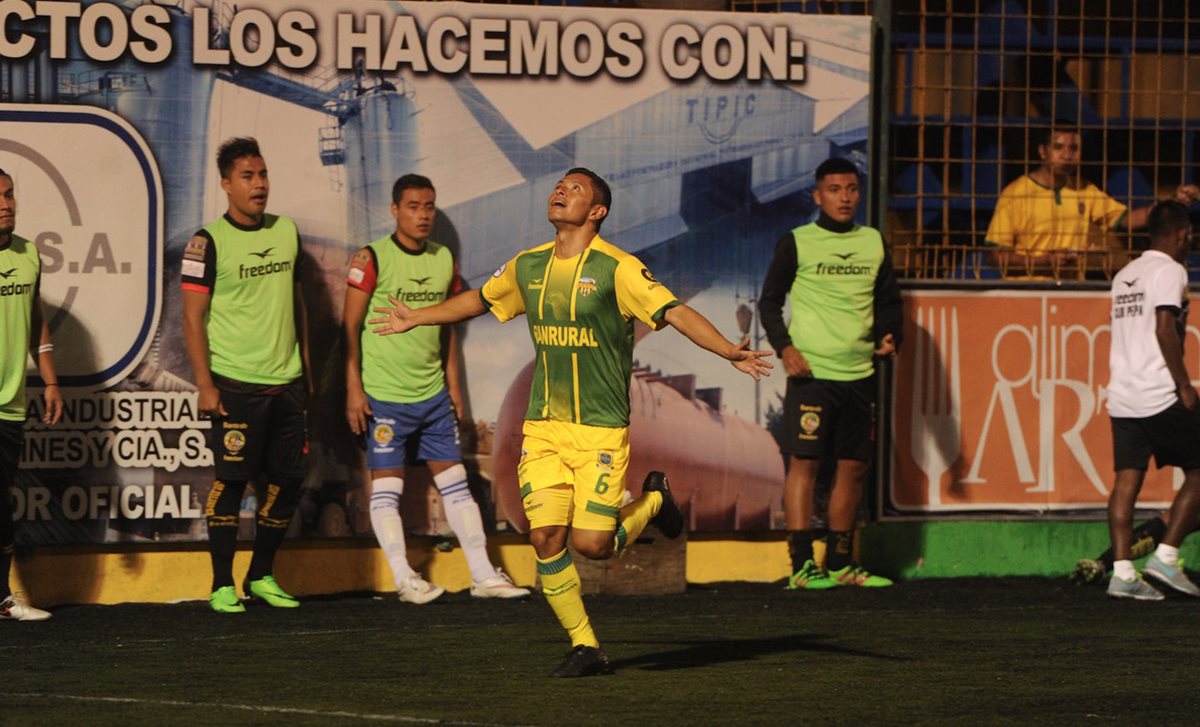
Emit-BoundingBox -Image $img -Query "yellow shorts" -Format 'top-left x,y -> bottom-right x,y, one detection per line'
518,420 -> 629,532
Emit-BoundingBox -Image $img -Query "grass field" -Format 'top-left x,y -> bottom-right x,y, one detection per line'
3,577 -> 1200,725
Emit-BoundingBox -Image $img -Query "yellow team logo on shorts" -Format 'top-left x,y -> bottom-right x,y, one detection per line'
577,277 -> 598,297
373,423 -> 395,446
223,430 -> 246,454
800,412 -> 821,434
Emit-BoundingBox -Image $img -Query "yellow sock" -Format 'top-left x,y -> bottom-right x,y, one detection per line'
613,491 -> 663,555
536,548 -> 598,648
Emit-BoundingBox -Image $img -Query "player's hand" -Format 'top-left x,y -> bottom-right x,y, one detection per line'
42,385 -> 63,426
368,295 -> 417,335
729,338 -> 773,381
781,345 -> 810,378
448,388 -> 464,421
346,385 -> 372,435
874,333 -> 897,358
1174,184 -> 1200,205
1180,385 -> 1199,411
198,383 -> 227,419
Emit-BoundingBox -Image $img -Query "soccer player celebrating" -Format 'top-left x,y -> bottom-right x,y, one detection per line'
182,138 -> 311,613
370,168 -> 772,676
344,174 -> 529,603
1104,200 -> 1200,600
0,168 -> 63,621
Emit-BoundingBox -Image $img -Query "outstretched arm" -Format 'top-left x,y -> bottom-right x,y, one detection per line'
662,304 -> 773,381
369,289 -> 487,335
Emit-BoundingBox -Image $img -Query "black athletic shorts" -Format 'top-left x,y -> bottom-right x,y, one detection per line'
1111,400 -> 1200,472
782,375 -> 876,461
210,374 -> 308,482
0,419 -> 21,489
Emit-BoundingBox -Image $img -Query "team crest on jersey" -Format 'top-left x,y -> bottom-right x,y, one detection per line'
223,430 -> 246,454
348,249 -> 371,285
800,412 -> 821,434
640,267 -> 663,290
373,423 -> 395,446
1078,202 -> 1086,215
577,277 -> 598,297
184,234 -> 208,261
597,451 -> 613,471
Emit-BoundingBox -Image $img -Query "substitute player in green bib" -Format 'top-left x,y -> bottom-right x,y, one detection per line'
344,174 -> 529,603
182,138 -> 311,614
0,168 -> 62,622
370,168 -> 772,677
759,157 -> 903,591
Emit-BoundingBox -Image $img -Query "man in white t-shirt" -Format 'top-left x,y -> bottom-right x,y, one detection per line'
1105,200 -> 1200,600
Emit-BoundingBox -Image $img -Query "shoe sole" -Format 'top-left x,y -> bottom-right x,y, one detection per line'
471,589 -> 531,599
644,472 -> 684,539
399,589 -> 445,605
1106,590 -> 1164,601
1143,569 -> 1200,597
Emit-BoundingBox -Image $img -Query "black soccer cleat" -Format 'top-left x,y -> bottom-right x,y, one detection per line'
644,471 -> 684,539
550,645 -> 613,678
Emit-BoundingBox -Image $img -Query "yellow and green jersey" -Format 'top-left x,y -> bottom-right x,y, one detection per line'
985,175 -> 1128,254
180,213 -> 303,385
0,234 -> 40,421
347,235 -> 462,403
481,236 -> 678,428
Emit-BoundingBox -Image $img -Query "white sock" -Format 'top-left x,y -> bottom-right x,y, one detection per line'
434,464 -> 495,583
369,477 -> 413,588
1155,543 -> 1180,566
1113,559 -> 1137,581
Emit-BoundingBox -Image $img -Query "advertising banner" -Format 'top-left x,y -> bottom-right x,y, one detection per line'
891,288 -> 1190,515
2,0 -> 873,543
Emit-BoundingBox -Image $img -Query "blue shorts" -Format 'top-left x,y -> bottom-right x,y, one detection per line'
365,389 -> 461,470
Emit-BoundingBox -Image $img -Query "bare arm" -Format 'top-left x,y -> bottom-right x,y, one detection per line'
182,289 -> 225,417
1124,186 -> 1199,231
29,292 -> 61,426
1156,307 -> 1197,410
343,285 -> 371,435
662,304 -> 773,381
445,324 -> 464,418
369,288 -> 487,335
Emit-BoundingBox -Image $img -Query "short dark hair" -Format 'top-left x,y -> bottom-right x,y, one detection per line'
564,167 -> 611,231
0,167 -> 9,182
815,157 -> 859,182
216,137 -> 262,179
392,174 -> 435,204
1035,124 -> 1079,149
1148,200 -> 1192,241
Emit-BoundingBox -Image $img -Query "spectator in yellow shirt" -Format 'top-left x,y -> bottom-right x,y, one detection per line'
985,126 -> 1198,277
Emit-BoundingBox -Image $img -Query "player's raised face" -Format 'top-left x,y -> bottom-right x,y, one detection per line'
220,155 -> 269,226
813,172 -> 860,224
547,173 -> 606,229
0,175 -> 15,238
392,187 -> 436,246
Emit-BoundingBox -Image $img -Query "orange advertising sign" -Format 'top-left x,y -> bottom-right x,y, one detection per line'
890,289 -> 1198,514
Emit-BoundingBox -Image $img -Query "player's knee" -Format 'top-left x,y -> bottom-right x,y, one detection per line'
529,526 -> 568,558
571,533 -> 614,561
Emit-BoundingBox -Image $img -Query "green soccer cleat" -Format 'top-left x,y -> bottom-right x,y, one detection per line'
246,576 -> 300,608
209,585 -> 246,614
786,559 -> 836,590
827,565 -> 894,588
